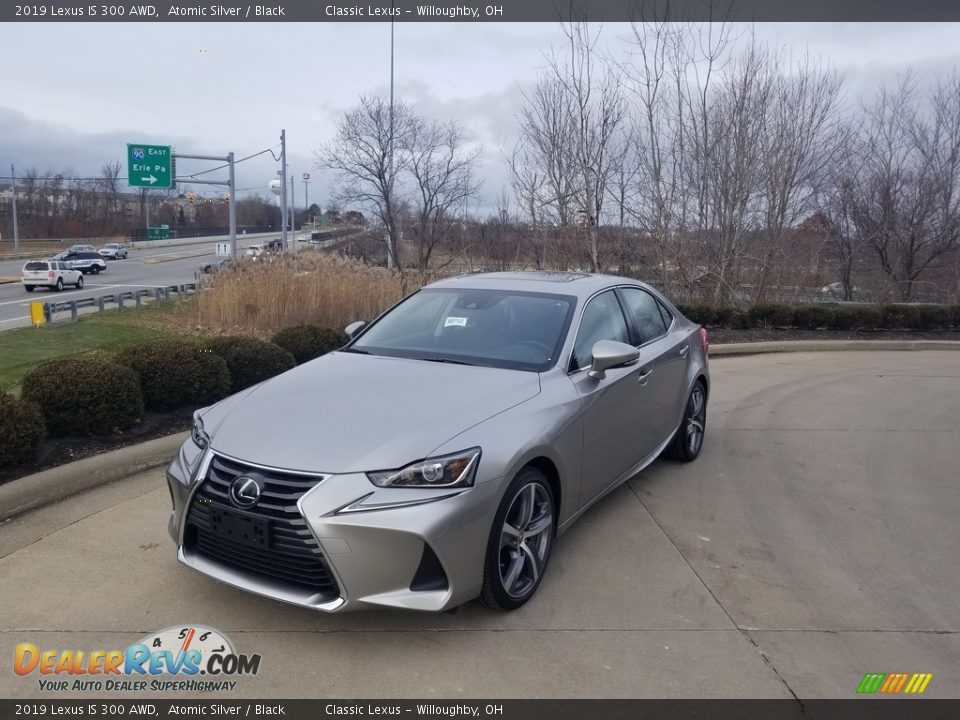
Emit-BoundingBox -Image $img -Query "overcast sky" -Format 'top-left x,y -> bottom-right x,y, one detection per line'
2,22 -> 959,214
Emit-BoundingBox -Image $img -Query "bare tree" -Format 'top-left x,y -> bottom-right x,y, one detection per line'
408,119 -> 481,273
551,20 -> 629,270
317,96 -> 415,269
837,73 -> 960,301
751,53 -> 843,301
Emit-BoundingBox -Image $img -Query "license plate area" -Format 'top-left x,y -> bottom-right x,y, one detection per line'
208,507 -> 270,549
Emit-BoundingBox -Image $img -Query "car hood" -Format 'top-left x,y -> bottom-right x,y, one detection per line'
204,352 -> 541,474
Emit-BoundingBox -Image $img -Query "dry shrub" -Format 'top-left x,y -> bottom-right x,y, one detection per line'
194,254 -> 417,336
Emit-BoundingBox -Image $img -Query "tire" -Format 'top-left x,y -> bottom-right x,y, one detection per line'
76,275 -> 84,289
24,285 -> 34,293
55,278 -> 64,292
89,265 -> 100,275
665,380 -> 707,462
479,467 -> 555,611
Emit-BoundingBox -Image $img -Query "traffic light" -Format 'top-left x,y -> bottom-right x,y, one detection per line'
187,192 -> 195,205
224,193 -> 231,205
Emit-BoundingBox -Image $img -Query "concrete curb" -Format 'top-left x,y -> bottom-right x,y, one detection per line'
0,432 -> 186,523
144,251 -> 213,265
710,339 -> 960,356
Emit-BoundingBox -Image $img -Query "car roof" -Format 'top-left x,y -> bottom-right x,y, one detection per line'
426,271 -> 656,301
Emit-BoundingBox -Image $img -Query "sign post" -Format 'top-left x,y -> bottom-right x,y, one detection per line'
127,144 -> 173,189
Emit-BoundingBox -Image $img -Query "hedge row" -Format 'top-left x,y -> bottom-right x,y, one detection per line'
4,325 -> 346,466
0,393 -> 46,466
676,302 -> 960,331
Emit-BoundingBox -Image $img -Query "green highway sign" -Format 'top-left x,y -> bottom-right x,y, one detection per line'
127,144 -> 173,188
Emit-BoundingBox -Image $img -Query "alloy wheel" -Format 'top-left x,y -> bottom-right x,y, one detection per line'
687,385 -> 706,455
498,482 -> 553,599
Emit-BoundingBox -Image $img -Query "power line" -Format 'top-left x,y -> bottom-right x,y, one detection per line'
0,144 -> 283,184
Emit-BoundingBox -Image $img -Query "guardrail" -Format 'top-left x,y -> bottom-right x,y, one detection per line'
42,283 -> 198,323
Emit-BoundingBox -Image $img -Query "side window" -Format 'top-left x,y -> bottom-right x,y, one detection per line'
620,288 -> 668,345
570,291 -> 630,371
656,299 -> 674,329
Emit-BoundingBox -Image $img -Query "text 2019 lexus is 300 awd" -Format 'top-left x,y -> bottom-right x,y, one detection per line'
166,272 -> 709,612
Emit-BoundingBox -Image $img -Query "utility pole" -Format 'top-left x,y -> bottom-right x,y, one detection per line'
227,151 -> 236,258
289,174 -> 296,252
10,164 -> 19,254
280,129 -> 288,252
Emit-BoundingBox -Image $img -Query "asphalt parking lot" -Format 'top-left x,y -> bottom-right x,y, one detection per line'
1,351 -> 957,699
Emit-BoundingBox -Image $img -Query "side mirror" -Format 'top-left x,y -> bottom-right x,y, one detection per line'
345,320 -> 367,339
588,340 -> 639,379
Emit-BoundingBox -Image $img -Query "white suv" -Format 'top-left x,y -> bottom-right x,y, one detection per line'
21,260 -> 84,292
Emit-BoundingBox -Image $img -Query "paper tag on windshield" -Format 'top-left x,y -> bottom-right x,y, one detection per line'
444,317 -> 468,327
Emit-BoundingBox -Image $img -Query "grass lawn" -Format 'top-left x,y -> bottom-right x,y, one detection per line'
0,307 -> 183,395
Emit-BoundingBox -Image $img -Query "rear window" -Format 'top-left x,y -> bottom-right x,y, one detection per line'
25,262 -> 48,271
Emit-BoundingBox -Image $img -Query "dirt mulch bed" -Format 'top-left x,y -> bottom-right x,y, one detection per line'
0,412 -> 191,486
709,328 -> 960,344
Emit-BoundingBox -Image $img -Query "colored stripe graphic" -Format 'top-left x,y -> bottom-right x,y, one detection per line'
857,672 -> 932,694
857,673 -> 886,693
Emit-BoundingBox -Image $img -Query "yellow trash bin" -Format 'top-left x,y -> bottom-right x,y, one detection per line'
30,301 -> 46,327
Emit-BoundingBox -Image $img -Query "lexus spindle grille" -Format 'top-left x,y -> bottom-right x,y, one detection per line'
184,454 -> 339,597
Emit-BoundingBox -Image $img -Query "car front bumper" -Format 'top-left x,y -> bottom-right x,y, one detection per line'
166,444 -> 499,612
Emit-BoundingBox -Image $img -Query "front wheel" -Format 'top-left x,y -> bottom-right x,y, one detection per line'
55,278 -> 64,292
75,275 -> 84,289
665,380 -> 707,462
479,467 -> 555,611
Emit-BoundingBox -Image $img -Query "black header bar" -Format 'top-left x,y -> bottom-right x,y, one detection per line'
4,0 -> 960,23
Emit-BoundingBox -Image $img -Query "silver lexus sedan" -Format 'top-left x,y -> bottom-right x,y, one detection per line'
166,272 -> 710,612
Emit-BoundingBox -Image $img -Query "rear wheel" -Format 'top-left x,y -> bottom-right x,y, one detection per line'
55,278 -> 64,292
665,380 -> 707,462
479,467 -> 555,611
89,265 -> 100,275
24,285 -> 34,293
75,275 -> 84,289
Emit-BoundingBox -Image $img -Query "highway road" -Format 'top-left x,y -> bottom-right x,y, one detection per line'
1,351 -> 957,699
0,234 -> 278,329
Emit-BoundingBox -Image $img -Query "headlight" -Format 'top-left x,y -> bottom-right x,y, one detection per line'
191,411 -> 210,449
367,448 -> 481,488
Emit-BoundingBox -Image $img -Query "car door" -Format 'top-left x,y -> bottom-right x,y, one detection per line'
64,262 -> 81,283
618,287 -> 689,447
569,290 -> 657,508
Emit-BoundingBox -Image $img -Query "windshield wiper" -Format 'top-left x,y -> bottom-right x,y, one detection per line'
339,347 -> 370,354
417,356 -> 475,366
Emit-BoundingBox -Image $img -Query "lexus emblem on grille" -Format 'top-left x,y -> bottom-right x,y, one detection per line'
229,475 -> 263,508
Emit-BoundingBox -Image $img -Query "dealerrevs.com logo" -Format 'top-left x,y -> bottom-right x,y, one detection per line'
14,625 -> 261,693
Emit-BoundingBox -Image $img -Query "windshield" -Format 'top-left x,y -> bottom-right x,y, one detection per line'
349,288 -> 576,372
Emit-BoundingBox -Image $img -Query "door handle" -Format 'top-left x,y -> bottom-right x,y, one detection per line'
679,345 -> 689,358
637,367 -> 652,385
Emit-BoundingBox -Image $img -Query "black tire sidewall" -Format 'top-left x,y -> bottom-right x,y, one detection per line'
482,467 -> 555,611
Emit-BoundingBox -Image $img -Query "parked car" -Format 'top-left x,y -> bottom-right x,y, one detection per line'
68,244 -> 96,253
21,260 -> 84,292
56,251 -> 107,274
199,257 -> 232,274
245,244 -> 265,259
98,243 -> 129,260
167,272 -> 710,613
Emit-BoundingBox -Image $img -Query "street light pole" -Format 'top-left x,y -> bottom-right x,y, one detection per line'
10,164 -> 19,254
280,129 -> 288,252
387,8 -> 396,268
